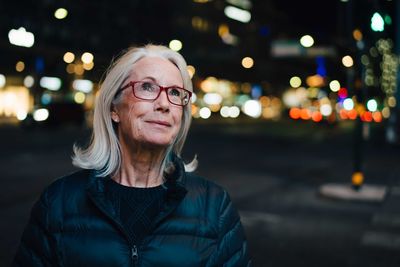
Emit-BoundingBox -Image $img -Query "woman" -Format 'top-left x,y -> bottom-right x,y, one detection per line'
13,45 -> 251,266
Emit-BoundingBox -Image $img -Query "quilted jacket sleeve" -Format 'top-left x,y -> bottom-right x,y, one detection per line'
12,189 -> 56,267
211,189 -> 252,267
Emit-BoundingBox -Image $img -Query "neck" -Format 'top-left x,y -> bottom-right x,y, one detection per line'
113,143 -> 167,188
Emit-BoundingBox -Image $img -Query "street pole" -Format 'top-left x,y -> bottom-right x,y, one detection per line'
386,0 -> 400,144
344,0 -> 365,190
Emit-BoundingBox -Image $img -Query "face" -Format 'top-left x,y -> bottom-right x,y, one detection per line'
111,56 -> 184,149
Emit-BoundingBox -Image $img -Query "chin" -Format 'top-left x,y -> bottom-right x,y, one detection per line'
142,137 -> 174,148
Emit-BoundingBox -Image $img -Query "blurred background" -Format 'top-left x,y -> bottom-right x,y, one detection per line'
1,0 -> 399,266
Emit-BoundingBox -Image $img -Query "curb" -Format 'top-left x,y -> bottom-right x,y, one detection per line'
318,183 -> 387,202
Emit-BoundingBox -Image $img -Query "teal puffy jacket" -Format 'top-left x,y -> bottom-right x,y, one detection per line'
13,159 -> 251,266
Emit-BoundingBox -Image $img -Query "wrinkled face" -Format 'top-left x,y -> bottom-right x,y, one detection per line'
111,56 -> 184,149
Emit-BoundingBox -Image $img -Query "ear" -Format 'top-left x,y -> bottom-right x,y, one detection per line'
110,105 -> 120,123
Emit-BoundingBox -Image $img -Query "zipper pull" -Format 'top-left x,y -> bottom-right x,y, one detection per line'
131,245 -> 138,263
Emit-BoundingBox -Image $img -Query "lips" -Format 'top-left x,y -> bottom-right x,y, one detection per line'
146,120 -> 171,127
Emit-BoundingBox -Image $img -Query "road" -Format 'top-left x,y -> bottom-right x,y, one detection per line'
1,118 -> 399,266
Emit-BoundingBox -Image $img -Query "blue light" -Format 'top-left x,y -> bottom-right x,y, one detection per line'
259,26 -> 270,37
35,57 -> 45,74
251,85 -> 262,99
41,93 -> 52,105
316,56 -> 327,77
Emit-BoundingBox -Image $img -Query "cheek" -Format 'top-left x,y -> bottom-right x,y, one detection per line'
173,109 -> 183,127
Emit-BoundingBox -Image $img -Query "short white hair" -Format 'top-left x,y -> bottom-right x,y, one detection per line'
72,44 -> 197,177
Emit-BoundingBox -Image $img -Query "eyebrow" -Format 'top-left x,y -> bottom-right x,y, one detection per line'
141,77 -> 182,88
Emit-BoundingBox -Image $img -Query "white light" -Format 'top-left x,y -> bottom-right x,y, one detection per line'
329,80 -> 340,92
169,40 -> 183,51
282,90 -> 299,107
54,8 -> 68,19
24,76 -> 34,88
224,6 -> 251,23
371,12 -> 384,32
191,93 -> 197,103
226,0 -> 252,10
81,52 -> 94,64
33,108 -> 49,121
8,27 -> 35,48
72,79 -> 93,93
220,106 -> 230,118
203,93 -> 223,105
40,76 -> 62,91
300,35 -> 314,48
343,98 -> 354,110
199,107 -> 211,119
367,99 -> 378,112
16,110 -> 27,121
242,100 -> 261,118
320,104 -> 332,116
229,106 -> 240,118
0,74 -> 6,88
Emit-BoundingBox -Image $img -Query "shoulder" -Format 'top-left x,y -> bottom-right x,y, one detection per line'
40,169 -> 92,204
184,172 -> 226,195
184,172 -> 233,212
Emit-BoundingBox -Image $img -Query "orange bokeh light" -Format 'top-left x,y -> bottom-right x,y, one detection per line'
289,107 -> 301,119
300,108 -> 311,120
312,111 -> 322,122
372,111 -> 382,122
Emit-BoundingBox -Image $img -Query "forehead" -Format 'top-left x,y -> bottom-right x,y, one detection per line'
129,56 -> 183,86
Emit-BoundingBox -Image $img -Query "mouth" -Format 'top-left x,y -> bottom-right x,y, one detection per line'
146,120 -> 172,127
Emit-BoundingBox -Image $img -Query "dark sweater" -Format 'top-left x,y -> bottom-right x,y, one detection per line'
106,178 -> 166,245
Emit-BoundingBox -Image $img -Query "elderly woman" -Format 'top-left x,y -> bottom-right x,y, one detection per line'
13,45 -> 251,266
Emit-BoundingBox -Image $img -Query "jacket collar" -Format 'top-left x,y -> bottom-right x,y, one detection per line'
86,154 -> 187,196
86,155 -> 188,223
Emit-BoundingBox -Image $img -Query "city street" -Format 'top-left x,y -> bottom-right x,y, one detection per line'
1,119 -> 399,267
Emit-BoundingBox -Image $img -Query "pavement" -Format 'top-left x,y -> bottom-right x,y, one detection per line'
0,118 -> 399,267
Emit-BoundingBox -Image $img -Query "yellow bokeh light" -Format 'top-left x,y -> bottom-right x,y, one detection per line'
169,40 -> 183,51
54,8 -> 68,19
241,57 -> 254,69
187,65 -> 195,78
306,75 -> 324,87
16,61 -> 25,72
63,52 -> 75,63
74,92 -> 85,104
342,55 -> 354,67
353,29 -> 363,41
382,107 -> 390,118
388,96 -> 396,107
66,64 -> 75,74
200,77 -> 217,93
218,24 -> 229,37
74,64 -> 84,75
83,62 -> 94,71
289,76 -> 302,88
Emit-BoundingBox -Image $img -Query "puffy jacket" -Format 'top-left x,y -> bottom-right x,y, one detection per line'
13,158 -> 251,267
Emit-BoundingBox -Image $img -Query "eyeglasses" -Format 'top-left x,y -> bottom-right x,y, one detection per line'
117,81 -> 192,107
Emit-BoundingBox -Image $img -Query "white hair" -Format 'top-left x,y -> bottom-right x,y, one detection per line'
72,44 -> 197,177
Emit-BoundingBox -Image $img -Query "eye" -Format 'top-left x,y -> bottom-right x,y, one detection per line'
140,82 -> 157,92
169,88 -> 182,97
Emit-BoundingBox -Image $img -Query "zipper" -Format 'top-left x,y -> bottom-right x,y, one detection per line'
131,245 -> 139,266
88,193 -> 140,266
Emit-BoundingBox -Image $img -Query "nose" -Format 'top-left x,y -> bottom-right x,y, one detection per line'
154,90 -> 170,111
